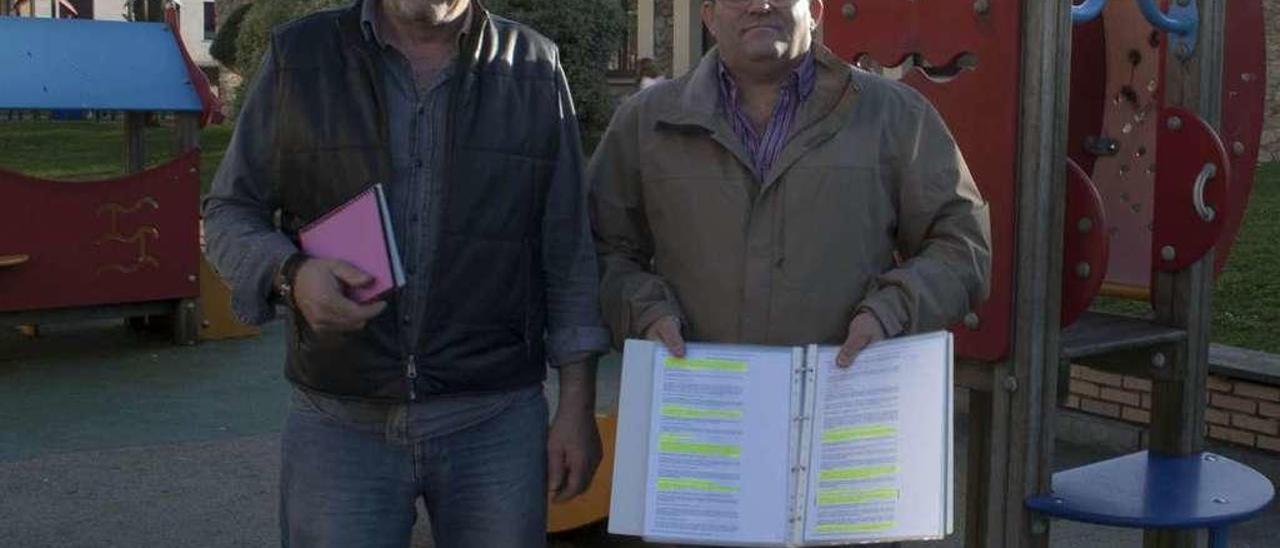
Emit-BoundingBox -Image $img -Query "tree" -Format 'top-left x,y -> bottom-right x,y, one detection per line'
210,2 -> 253,72
484,0 -> 627,150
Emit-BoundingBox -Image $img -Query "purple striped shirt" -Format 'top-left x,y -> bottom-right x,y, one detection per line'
717,52 -> 818,179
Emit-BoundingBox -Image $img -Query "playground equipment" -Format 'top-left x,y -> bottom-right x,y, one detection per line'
556,0 -> 1274,543
823,0 -> 1272,545
0,16 -> 254,343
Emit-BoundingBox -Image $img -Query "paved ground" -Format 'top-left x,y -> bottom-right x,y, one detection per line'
2,320 -> 1277,547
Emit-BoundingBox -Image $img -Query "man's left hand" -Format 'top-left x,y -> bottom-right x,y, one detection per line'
547,361 -> 602,503
836,312 -> 887,367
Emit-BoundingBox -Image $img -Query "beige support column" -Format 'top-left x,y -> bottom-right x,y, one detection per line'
672,0 -> 703,76
637,0 -> 656,60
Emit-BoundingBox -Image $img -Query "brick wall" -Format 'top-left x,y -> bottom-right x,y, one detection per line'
1065,365 -> 1280,453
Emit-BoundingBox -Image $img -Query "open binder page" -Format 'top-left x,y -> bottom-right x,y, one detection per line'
801,332 -> 952,545
642,343 -> 796,545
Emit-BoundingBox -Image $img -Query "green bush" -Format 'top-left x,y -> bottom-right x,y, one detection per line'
210,2 -> 254,72
225,0 -> 625,151
233,0 -> 349,110
485,0 -> 627,150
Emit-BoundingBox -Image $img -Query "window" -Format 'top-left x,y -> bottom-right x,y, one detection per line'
203,2 -> 216,40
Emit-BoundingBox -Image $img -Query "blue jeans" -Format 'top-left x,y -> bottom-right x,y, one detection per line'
280,386 -> 548,548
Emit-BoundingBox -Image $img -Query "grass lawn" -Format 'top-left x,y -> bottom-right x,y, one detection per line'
0,119 -> 233,193
1,120 -> 1277,353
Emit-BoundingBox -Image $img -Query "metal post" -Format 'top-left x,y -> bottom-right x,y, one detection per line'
1144,1 -> 1225,546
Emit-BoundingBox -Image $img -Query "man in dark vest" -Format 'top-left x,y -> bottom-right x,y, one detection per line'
202,0 -> 610,545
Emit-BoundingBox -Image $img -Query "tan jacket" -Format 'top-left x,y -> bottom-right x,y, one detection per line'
588,47 -> 991,348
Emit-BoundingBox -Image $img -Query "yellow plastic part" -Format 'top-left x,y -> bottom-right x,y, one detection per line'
198,256 -> 260,341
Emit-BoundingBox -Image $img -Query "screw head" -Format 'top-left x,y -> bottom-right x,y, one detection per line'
1075,262 -> 1092,280
1232,141 -> 1246,157
964,313 -> 981,330
841,3 -> 856,18
1167,116 -> 1183,131
1152,352 -> 1167,368
1077,217 -> 1094,234
1161,245 -> 1177,261
188,275 -> 197,283
1002,376 -> 1019,393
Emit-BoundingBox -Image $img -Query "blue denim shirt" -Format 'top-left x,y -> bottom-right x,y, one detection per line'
202,2 -> 610,371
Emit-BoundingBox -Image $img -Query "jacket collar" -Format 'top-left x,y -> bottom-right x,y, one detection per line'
656,45 -> 859,133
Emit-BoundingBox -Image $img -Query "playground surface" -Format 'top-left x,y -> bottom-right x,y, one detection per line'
2,319 -> 1278,547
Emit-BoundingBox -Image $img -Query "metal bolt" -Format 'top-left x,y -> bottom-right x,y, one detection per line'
1077,217 -> 1094,234
1161,245 -> 1177,261
973,0 -> 990,14
201,320 -> 211,328
964,313 -> 981,330
1152,352 -> 1167,369
1232,141 -> 1246,157
1003,376 -> 1019,393
1166,116 -> 1183,131
188,275 -> 197,283
841,2 -> 856,19
1075,262 -> 1091,280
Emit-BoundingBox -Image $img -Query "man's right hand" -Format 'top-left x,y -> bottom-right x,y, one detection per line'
291,258 -> 388,332
644,315 -> 686,357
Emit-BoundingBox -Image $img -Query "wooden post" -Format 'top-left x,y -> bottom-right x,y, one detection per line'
1144,1 -> 1225,546
970,2 -> 1074,547
173,111 -> 201,345
123,112 -> 147,174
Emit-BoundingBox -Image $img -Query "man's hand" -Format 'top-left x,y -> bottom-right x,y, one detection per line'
292,258 -> 388,332
547,360 -> 602,503
645,315 -> 685,358
836,312 -> 887,367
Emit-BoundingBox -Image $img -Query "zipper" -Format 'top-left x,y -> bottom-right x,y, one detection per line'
406,354 -> 418,401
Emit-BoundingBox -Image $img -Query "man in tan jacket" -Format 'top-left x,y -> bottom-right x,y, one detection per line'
590,0 -> 991,365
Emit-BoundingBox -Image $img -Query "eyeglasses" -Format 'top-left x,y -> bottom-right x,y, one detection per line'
715,0 -> 799,7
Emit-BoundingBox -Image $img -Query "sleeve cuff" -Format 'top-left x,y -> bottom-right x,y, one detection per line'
226,239 -> 298,326
547,326 -> 612,367
857,285 -> 911,338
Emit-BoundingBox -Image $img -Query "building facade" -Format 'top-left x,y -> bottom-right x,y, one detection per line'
5,0 -> 217,68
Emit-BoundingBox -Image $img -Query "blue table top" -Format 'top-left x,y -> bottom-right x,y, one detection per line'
1026,450 -> 1275,529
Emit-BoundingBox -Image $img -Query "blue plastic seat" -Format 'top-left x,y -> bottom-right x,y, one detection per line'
1026,450 -> 1274,547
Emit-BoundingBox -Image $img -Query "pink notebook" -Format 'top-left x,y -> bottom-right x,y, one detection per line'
298,184 -> 406,304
